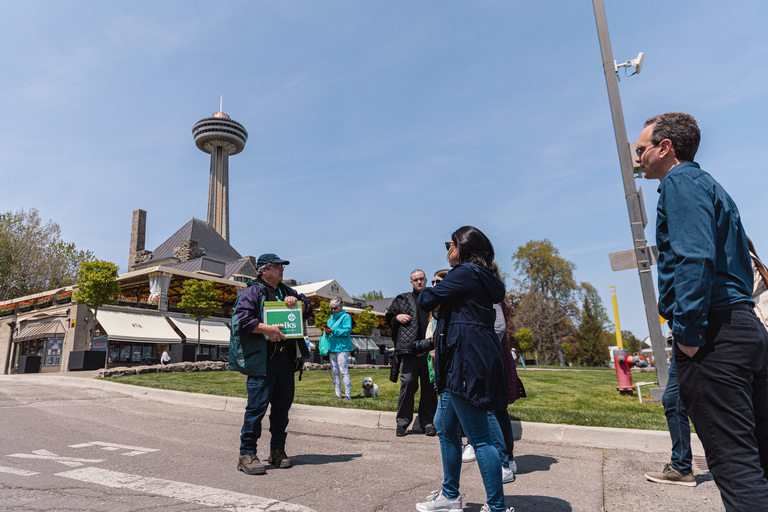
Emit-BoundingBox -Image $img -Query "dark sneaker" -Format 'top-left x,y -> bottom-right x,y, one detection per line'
237,453 -> 266,475
424,424 -> 437,436
396,425 -> 407,437
645,463 -> 696,487
268,448 -> 293,469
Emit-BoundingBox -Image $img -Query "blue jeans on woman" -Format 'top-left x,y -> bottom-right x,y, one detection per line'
663,358 -> 692,474
434,392 -> 505,511
488,409 -> 515,468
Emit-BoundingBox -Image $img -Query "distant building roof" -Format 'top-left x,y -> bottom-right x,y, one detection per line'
365,297 -> 394,313
292,279 -> 354,304
147,218 -> 242,263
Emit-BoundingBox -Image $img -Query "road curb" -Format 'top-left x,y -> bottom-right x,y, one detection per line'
0,373 -> 703,455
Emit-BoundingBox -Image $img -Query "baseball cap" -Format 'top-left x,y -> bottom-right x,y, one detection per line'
256,253 -> 290,267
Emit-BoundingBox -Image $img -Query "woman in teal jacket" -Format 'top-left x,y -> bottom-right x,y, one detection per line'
324,297 -> 354,400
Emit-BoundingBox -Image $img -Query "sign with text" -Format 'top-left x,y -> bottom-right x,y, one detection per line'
262,301 -> 304,339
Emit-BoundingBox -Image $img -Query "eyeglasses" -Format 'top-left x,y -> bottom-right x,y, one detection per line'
432,279 -> 443,285
268,263 -> 285,269
445,241 -> 453,251
635,143 -> 658,158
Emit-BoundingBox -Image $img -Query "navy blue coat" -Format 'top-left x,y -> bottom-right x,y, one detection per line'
418,263 -> 508,411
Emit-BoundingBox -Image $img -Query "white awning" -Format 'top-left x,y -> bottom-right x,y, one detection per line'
95,310 -> 182,344
167,317 -> 231,346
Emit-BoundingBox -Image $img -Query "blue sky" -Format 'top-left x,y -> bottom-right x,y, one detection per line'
2,1 -> 767,340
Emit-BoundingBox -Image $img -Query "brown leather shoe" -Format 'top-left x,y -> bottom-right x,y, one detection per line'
268,448 -> 293,468
238,453 -> 266,475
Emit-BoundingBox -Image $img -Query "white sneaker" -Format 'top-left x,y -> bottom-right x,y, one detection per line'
509,459 -> 517,473
502,465 -> 516,484
480,505 -> 515,512
416,491 -> 463,512
461,444 -> 476,463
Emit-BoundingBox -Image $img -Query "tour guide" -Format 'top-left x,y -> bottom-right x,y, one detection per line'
231,253 -> 312,476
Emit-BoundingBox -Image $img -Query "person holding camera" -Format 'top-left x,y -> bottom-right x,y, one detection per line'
385,269 -> 438,437
415,226 -> 512,512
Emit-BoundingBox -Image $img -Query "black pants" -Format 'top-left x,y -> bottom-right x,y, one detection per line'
676,307 -> 768,511
397,353 -> 437,431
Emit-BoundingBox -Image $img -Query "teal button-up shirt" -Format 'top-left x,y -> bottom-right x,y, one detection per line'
656,161 -> 754,346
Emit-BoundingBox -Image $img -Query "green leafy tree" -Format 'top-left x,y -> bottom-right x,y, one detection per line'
359,290 -> 384,301
72,260 -> 120,365
576,283 -> 611,366
621,330 -> 642,354
352,306 -> 379,336
314,301 -> 332,330
0,208 -> 93,300
512,239 -> 578,365
179,279 -> 221,362
515,327 -> 534,359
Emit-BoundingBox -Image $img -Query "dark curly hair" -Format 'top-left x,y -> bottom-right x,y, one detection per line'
644,112 -> 700,162
451,226 -> 497,274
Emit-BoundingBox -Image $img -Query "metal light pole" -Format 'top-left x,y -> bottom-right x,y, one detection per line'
592,0 -> 668,390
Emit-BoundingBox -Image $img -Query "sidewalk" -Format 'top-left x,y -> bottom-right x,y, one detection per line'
0,371 -> 705,456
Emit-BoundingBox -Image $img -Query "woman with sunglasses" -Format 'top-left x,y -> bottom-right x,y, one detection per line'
416,226 -> 512,512
324,297 -> 353,400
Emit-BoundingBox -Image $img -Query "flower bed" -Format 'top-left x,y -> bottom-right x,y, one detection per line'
55,291 -> 72,304
115,295 -> 138,306
36,295 -> 53,308
0,304 -> 15,316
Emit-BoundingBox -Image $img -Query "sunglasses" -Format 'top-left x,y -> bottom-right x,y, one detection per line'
445,241 -> 453,251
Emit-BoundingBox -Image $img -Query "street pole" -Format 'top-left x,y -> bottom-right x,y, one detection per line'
592,0 -> 668,390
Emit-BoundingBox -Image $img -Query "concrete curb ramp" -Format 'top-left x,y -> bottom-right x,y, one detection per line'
0,374 -> 704,456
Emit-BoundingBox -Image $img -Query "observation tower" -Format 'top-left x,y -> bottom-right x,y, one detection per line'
192,99 -> 248,243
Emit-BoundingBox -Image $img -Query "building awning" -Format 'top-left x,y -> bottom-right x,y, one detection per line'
351,336 -> 380,351
15,320 -> 66,343
95,310 -> 182,344
167,317 -> 231,346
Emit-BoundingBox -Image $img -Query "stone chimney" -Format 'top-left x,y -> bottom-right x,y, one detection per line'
128,209 -> 147,272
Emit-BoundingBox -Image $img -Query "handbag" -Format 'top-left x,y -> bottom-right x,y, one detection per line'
318,332 -> 329,357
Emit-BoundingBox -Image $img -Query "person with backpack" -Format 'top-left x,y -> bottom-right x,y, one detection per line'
230,253 -> 312,476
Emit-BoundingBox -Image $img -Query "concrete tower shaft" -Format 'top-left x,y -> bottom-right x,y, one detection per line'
192,112 -> 248,243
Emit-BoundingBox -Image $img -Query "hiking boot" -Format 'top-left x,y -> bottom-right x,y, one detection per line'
416,491 -> 462,512
237,453 -> 266,475
502,465 -> 516,483
268,448 -> 293,469
645,463 -> 696,487
424,424 -> 437,437
461,443 -> 476,463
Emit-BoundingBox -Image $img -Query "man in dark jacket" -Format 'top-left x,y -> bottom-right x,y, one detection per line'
235,253 -> 312,476
385,269 -> 437,437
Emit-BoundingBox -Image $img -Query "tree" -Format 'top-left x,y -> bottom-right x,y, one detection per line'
576,283 -> 611,366
512,239 -> 578,365
0,208 -> 93,301
72,260 -> 120,366
179,279 -> 221,362
359,290 -> 384,301
515,328 -> 534,359
621,330 -> 642,354
352,306 -> 379,336
314,301 -> 332,330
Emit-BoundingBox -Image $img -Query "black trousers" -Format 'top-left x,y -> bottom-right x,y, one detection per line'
676,307 -> 768,511
396,353 -> 437,430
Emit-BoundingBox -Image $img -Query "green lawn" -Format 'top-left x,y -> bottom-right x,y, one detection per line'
104,367 -> 671,430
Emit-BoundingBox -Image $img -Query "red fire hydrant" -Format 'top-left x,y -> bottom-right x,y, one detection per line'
614,349 -> 634,394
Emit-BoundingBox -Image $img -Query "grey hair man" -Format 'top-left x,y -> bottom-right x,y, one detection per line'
637,112 -> 768,510
385,269 -> 438,437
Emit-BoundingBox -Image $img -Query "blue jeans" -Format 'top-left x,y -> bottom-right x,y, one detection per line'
488,409 -> 515,468
240,349 -> 295,455
434,393 -> 505,511
676,307 -> 768,511
663,358 -> 692,473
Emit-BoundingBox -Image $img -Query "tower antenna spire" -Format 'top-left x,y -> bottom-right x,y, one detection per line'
219,95 -> 223,113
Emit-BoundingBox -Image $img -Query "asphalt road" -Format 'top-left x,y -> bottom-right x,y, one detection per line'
0,377 -> 725,512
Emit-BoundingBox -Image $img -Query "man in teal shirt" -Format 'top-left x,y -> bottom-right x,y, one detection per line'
636,112 -> 768,510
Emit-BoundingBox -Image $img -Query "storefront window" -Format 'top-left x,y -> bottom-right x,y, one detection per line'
120,346 -> 131,362
131,346 -> 142,362
45,338 -> 63,366
109,345 -> 119,363
143,346 -> 153,359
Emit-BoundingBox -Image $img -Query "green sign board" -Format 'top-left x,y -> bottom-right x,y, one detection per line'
262,301 -> 304,339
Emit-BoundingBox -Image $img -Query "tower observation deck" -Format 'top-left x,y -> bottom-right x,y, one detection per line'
192,109 -> 248,243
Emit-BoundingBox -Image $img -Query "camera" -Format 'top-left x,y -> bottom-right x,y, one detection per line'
413,337 -> 435,356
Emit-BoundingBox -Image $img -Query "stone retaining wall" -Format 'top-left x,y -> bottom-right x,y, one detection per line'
98,362 -> 391,378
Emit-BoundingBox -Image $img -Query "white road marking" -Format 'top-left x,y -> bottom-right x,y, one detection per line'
0,465 -> 38,476
68,441 -> 159,456
7,450 -> 105,467
56,467 -> 316,512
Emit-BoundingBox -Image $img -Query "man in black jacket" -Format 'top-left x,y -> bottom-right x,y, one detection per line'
385,269 -> 437,437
